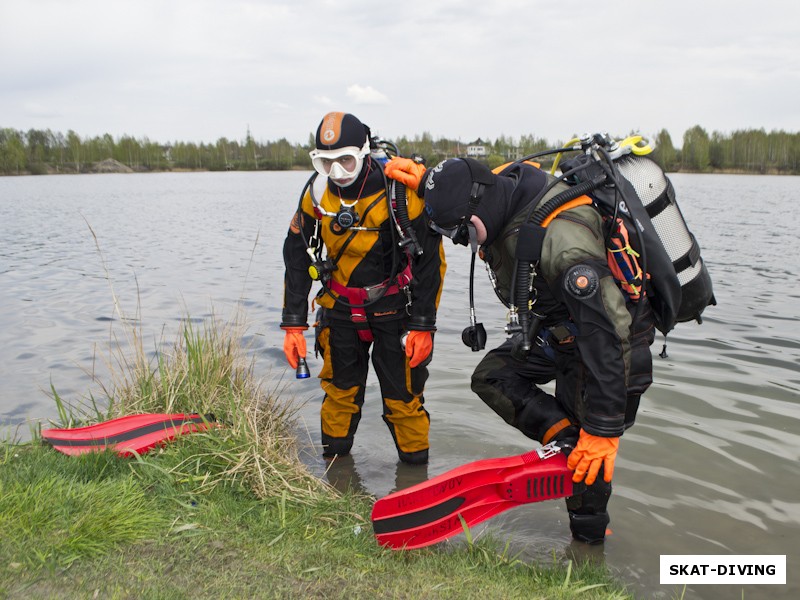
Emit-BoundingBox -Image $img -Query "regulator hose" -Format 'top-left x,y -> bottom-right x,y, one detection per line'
392,181 -> 423,256
530,175 -> 606,227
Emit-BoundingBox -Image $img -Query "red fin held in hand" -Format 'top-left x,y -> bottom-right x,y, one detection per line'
371,443 -> 573,550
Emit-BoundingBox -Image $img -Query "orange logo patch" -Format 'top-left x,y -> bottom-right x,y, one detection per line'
320,112 -> 345,145
290,212 -> 302,234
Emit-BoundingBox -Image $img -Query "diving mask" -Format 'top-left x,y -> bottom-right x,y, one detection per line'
309,141 -> 370,186
429,218 -> 471,246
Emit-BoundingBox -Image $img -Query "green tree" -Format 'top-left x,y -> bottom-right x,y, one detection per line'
66,130 -> 83,172
263,138 -> 295,169
215,137 -> 233,170
51,131 -> 67,170
0,128 -> 27,174
652,129 -> 678,171
681,125 -> 710,172
26,128 -> 51,167
4,125 -> 800,177
518,134 -> 550,159
708,131 -> 728,170
245,126 -> 258,170
486,153 -> 506,170
115,135 -> 142,168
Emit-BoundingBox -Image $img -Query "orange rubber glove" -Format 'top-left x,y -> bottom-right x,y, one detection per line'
384,157 -> 427,190
282,328 -> 307,369
405,330 -> 433,368
567,429 -> 620,485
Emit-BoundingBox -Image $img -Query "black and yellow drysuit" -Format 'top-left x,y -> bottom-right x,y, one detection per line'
281,158 -> 446,464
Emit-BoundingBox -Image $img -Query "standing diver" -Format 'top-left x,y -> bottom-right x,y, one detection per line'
281,112 -> 446,465
383,149 -> 660,543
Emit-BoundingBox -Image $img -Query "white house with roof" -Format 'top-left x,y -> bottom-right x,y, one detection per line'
466,139 -> 488,158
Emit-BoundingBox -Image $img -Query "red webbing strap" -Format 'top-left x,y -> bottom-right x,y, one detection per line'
326,261 -> 413,343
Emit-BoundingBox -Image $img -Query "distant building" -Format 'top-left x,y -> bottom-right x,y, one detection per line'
466,139 -> 488,158
505,147 -> 523,161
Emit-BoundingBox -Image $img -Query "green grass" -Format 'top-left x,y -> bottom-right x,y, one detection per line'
0,315 -> 634,599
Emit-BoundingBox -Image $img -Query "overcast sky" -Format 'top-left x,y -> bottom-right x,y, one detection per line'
2,0 -> 798,148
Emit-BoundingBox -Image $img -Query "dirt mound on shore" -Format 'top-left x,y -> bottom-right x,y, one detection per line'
92,158 -> 134,173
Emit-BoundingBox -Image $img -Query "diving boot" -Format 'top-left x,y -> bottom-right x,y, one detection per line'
565,467 -> 612,544
568,512 -> 610,545
321,433 -> 353,459
398,447 -> 429,465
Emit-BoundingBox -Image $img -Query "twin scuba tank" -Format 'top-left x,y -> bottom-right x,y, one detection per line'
561,138 -> 716,334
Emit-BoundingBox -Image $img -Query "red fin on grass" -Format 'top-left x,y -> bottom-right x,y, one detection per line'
41,413 -> 216,457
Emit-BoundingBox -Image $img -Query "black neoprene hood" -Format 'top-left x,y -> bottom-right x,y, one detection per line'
422,159 -> 478,228
314,112 -> 368,151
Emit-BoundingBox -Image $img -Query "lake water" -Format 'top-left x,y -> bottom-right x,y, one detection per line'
1,170 -> 798,599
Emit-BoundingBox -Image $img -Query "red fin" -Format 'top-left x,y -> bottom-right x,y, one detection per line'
41,413 -> 216,457
371,447 -> 572,550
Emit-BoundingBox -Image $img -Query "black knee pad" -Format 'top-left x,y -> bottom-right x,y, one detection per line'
517,395 -> 574,443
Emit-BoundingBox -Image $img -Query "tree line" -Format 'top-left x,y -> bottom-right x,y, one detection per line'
1,125 -> 799,175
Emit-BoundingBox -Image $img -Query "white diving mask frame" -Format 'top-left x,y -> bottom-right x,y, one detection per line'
309,140 -> 370,187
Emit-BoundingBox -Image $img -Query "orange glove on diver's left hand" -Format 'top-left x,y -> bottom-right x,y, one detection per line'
567,429 -> 620,485
384,157 -> 427,190
405,330 -> 433,368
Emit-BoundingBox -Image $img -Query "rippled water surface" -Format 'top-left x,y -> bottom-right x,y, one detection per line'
1,171 -> 798,599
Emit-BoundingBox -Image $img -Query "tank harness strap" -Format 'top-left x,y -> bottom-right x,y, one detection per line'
673,234 -> 702,274
642,177 -> 675,220
640,178 -> 702,276
326,261 -> 413,342
520,196 -> 595,267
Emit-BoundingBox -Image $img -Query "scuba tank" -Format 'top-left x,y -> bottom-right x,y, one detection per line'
613,154 -> 715,325
488,133 -> 715,357
554,135 -> 715,334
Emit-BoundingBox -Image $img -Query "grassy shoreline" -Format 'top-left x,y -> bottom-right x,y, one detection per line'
0,317 -> 633,599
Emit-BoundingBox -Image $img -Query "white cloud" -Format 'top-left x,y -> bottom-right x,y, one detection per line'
346,85 -> 389,106
23,102 -> 62,119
